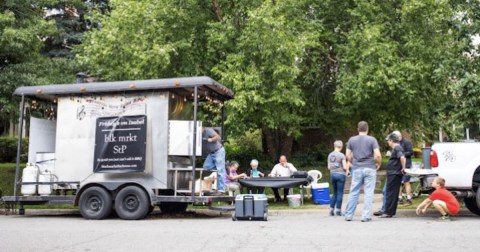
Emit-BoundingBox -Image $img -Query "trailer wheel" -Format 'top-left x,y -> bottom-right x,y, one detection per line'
464,188 -> 480,216
79,186 -> 112,220
159,202 -> 188,214
114,186 -> 150,220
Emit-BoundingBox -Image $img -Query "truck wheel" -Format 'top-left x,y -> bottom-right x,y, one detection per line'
114,186 -> 150,220
159,202 -> 188,214
464,188 -> 480,216
79,186 -> 112,220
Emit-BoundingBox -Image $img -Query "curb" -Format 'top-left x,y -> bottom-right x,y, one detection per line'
1,208 -> 475,218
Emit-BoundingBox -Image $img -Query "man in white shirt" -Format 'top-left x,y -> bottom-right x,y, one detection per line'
269,155 -> 297,202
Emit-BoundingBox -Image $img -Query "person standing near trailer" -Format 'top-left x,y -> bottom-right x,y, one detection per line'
394,130 -> 414,206
202,127 -> 227,195
344,121 -> 382,222
379,133 -> 406,218
328,140 -> 348,216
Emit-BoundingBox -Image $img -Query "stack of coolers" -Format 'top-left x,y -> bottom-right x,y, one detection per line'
232,194 -> 268,221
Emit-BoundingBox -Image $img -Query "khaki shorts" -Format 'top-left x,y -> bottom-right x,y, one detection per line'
432,200 -> 450,214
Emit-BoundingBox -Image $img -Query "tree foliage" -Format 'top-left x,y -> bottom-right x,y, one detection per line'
335,0 -> 471,141
76,0 -> 215,80
74,0 -> 480,153
0,1 -> 98,133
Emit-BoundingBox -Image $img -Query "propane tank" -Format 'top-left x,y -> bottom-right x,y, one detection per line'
38,171 -> 52,196
21,163 -> 38,195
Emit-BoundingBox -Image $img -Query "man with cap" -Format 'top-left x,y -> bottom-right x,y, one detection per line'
380,132 -> 406,218
374,130 -> 413,216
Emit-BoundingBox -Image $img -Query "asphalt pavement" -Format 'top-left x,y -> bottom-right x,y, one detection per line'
1,193 -> 479,252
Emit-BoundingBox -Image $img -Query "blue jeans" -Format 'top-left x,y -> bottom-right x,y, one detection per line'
330,173 -> 346,210
203,147 -> 226,191
344,168 -> 377,220
381,180 -> 387,212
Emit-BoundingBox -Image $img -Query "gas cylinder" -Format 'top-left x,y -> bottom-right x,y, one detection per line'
21,163 -> 38,195
38,171 -> 52,196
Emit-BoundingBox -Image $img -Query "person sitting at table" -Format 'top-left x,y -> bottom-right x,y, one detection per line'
246,159 -> 265,178
225,161 -> 247,196
269,155 -> 297,202
245,159 -> 265,194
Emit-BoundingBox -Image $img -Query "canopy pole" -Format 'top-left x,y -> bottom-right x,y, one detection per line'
191,86 -> 198,200
13,95 -> 26,198
221,106 -> 225,143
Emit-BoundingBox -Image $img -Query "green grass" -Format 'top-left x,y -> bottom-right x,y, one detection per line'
0,163 -> 19,197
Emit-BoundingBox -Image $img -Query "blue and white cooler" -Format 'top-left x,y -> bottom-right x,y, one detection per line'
311,182 -> 330,205
233,194 -> 268,221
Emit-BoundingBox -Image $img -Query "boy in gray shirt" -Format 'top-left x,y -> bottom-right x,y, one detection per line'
328,140 -> 348,216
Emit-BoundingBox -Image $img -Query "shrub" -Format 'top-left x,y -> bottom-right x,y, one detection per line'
0,136 -> 28,163
291,144 -> 329,168
224,130 -> 273,172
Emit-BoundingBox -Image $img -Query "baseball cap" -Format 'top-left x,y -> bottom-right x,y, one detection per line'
386,133 -> 399,142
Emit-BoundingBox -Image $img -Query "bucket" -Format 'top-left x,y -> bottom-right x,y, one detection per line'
311,183 -> 330,205
286,194 -> 302,208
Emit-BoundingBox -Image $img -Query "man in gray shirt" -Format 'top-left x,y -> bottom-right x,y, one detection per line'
344,121 -> 382,222
202,127 -> 226,194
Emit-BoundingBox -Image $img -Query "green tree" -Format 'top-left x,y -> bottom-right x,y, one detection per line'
448,1 -> 480,136
212,0 -> 320,159
0,1 -> 94,134
1,1 -> 56,133
335,0 -> 469,141
76,0 -> 215,80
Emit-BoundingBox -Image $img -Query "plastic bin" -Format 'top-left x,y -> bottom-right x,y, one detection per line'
286,194 -> 302,208
311,183 -> 330,205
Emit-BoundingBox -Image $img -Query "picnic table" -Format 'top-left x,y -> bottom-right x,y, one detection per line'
238,177 -> 309,203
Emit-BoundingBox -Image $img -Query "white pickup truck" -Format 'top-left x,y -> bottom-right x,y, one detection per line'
414,143 -> 480,216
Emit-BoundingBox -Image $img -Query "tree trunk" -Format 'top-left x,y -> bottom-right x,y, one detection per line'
262,127 -> 294,161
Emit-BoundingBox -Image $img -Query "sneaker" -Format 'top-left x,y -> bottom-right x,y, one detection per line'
345,217 -> 352,221
398,198 -> 405,205
361,218 -> 372,222
373,210 -> 384,216
404,199 -> 412,206
329,209 -> 334,216
438,215 -> 451,222
335,211 -> 343,216
379,214 -> 393,218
